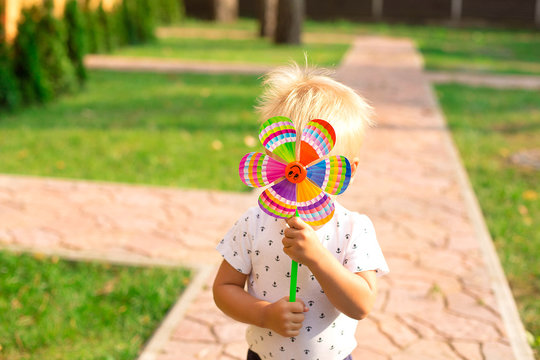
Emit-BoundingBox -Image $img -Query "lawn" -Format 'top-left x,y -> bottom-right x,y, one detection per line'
113,36 -> 349,67
305,20 -> 540,75
140,18 -> 540,75
0,70 -> 262,192
0,251 -> 190,359
436,84 -> 540,353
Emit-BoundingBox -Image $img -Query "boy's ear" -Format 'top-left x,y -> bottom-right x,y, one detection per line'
350,157 -> 360,182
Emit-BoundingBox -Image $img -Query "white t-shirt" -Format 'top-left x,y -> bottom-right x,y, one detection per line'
217,202 -> 389,360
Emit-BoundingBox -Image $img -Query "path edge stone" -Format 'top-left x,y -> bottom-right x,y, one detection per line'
137,264 -> 216,360
426,84 -> 535,360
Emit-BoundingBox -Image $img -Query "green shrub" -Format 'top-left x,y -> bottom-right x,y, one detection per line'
155,0 -> 184,25
64,0 -> 87,84
97,1 -> 114,52
120,0 -> 156,45
83,0 -> 105,53
0,2 -> 21,110
35,0 -> 77,97
12,6 -> 51,103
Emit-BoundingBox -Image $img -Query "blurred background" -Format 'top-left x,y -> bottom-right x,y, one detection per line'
0,0 -> 538,359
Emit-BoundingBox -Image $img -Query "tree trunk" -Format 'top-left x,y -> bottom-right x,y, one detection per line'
274,0 -> 304,44
213,0 -> 238,23
258,0 -> 277,37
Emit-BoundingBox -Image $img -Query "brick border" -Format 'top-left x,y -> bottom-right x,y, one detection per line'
138,264 -> 216,360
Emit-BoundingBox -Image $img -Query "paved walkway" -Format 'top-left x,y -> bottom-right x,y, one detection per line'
1,37 -> 534,360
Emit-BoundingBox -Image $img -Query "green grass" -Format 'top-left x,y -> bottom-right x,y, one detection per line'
436,84 -> 540,354
147,18 -> 540,75
0,70 -> 262,191
350,22 -> 540,75
0,251 -> 191,359
112,36 -> 349,67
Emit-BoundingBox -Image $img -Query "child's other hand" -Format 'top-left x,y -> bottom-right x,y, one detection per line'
263,296 -> 308,337
282,217 -> 324,267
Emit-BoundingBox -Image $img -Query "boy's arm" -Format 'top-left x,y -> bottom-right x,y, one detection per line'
212,259 -> 308,337
283,217 -> 377,320
308,253 -> 377,320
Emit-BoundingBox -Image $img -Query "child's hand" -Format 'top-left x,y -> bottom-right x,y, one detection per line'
262,296 -> 308,337
282,216 -> 324,267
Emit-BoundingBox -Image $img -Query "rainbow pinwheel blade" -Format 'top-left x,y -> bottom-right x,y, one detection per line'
259,116 -> 297,163
296,180 -> 336,226
306,156 -> 351,195
239,152 -> 286,188
299,119 -> 336,166
259,180 -> 297,219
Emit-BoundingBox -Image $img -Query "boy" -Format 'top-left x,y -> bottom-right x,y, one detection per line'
213,64 -> 389,360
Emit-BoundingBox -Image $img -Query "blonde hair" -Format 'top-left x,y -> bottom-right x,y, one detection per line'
256,63 -> 374,160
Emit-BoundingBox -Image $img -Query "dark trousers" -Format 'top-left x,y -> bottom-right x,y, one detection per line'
248,349 -> 353,360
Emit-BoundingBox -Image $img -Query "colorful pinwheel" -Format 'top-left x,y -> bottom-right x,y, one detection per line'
238,116 -> 353,301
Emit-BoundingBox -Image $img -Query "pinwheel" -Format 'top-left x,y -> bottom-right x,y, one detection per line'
238,116 -> 353,301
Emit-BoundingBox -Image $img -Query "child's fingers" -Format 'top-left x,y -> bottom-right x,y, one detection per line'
286,216 -> 307,230
290,312 -> 305,325
283,227 -> 300,239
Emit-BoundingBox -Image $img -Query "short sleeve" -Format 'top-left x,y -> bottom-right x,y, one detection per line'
216,208 -> 255,275
343,214 -> 389,276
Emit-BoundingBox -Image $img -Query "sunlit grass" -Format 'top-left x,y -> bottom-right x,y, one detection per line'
0,251 -> 191,359
0,70 -> 262,191
112,36 -> 349,67
153,18 -> 540,75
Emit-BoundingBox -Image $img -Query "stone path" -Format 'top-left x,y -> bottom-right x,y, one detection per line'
86,54 -> 540,90
0,176 -> 256,268
1,37 -> 534,360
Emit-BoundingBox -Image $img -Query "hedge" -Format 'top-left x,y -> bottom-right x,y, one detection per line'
1,0 -> 185,112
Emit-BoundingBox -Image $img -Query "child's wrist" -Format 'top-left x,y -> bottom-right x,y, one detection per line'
259,301 -> 273,329
305,247 -> 331,270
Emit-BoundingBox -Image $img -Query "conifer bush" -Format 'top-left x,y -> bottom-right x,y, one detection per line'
64,0 -> 87,85
35,0 -> 76,97
83,0 -> 105,53
97,2 -> 114,52
0,2 -> 21,110
119,0 -> 156,45
12,6 -> 51,103
155,0 -> 184,25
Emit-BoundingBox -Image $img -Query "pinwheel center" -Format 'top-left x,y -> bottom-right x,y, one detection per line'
285,161 -> 307,184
